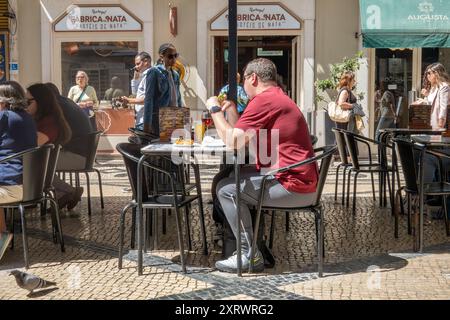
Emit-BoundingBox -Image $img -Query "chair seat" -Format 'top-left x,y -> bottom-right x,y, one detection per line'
142,194 -> 199,209
424,182 -> 450,195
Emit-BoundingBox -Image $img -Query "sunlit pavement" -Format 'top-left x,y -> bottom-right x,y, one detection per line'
1,155 -> 449,300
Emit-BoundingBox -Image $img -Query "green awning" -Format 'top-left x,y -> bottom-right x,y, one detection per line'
360,0 -> 450,48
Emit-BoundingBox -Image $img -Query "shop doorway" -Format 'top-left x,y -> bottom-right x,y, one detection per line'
374,48 -> 413,136
214,36 -> 298,99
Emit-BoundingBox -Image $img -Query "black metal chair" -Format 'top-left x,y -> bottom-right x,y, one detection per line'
56,131 -> 104,215
393,137 -> 450,242
332,128 -> 353,205
342,130 -> 394,215
0,145 -> 65,269
248,145 -> 337,277
284,134 -> 319,233
40,144 -> 63,241
116,143 -> 208,272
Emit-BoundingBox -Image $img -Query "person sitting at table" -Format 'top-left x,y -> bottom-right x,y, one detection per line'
46,82 -> 93,210
0,81 -> 37,262
26,84 -> 83,210
206,58 -> 317,273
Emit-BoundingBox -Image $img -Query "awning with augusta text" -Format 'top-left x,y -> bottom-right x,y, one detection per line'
360,0 -> 450,48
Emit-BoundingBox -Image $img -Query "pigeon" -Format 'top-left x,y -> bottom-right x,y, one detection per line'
9,270 -> 57,292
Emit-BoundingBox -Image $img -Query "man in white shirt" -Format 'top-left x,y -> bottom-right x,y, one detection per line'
121,51 -> 152,128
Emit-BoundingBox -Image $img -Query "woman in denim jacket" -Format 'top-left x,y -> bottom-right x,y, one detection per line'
142,43 -> 183,134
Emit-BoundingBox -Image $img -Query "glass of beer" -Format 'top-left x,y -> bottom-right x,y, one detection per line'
194,120 -> 205,143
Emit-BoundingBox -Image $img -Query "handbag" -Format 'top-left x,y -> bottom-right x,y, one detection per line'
328,101 -> 351,123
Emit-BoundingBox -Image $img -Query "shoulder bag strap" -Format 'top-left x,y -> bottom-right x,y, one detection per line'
76,87 -> 88,104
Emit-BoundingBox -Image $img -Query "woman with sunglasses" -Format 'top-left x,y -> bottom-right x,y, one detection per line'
0,81 -> 37,261
141,43 -> 183,134
425,63 -> 450,129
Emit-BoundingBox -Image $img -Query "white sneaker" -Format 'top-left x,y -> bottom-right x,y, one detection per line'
215,249 -> 264,273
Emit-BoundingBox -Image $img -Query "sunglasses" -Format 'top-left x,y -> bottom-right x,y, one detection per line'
166,53 -> 179,60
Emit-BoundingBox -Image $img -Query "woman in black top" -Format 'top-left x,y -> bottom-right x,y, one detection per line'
335,71 -> 358,133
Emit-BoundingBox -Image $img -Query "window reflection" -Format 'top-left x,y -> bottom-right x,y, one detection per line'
374,48 -> 413,135
61,41 -> 138,101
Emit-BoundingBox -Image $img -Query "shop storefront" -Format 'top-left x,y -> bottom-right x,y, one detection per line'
41,1 -> 151,152
360,0 -> 450,137
197,0 -> 316,117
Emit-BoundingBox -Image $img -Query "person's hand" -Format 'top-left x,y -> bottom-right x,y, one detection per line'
133,71 -> 141,80
121,96 -> 130,103
221,100 -> 237,112
421,88 -> 429,97
206,96 -> 220,112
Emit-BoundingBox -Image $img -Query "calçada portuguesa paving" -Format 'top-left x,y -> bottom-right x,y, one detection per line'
1,155 -> 449,300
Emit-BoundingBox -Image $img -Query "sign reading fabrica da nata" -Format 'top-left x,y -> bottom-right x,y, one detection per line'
54,5 -> 142,32
210,4 -> 301,30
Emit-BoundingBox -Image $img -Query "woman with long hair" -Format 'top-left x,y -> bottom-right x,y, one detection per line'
424,62 -> 450,129
335,71 -> 358,133
0,81 -> 37,261
26,83 -> 72,146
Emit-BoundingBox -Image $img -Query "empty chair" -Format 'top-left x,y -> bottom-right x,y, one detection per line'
248,145 -> 337,277
0,145 -> 65,269
342,130 -> 394,215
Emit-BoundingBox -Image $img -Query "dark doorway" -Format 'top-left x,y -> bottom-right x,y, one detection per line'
214,36 -> 296,97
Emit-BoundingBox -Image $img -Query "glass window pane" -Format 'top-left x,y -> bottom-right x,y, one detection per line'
374,48 -> 413,136
61,41 -> 138,101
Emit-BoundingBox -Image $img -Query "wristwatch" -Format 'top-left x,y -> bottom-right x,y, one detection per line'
209,106 -> 222,114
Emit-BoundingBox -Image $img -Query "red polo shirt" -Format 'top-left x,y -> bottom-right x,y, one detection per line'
234,86 -> 318,193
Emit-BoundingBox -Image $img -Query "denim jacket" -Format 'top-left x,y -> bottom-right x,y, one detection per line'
141,64 -> 183,132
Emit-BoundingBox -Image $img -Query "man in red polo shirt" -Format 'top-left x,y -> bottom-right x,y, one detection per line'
206,58 -> 317,273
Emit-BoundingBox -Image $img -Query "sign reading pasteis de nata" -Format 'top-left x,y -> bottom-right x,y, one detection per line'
210,3 -> 301,30
54,5 -> 143,32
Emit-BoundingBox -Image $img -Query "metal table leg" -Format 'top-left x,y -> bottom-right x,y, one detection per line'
234,154 -> 242,277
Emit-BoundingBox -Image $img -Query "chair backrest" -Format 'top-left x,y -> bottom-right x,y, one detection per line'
44,144 -> 61,190
116,142 -> 149,200
332,128 -> 348,165
342,130 -> 360,170
393,137 -> 418,193
83,131 -> 102,170
313,145 -> 337,206
22,144 -> 53,202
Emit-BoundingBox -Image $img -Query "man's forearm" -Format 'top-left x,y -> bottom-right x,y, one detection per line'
211,112 -> 233,144
226,107 -> 240,126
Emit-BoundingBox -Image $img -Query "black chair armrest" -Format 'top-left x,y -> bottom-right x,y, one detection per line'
262,146 -> 337,177
0,146 -> 53,164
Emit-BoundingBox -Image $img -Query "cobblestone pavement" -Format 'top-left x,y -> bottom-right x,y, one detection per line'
0,155 -> 449,300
